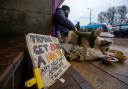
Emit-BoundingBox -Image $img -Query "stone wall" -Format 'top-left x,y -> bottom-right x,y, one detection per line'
0,0 -> 52,36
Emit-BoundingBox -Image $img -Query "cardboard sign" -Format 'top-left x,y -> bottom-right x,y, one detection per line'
26,33 -> 71,88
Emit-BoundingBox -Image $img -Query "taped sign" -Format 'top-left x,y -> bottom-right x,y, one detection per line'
26,33 -> 71,88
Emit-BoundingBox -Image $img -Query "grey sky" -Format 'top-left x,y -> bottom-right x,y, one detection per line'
62,0 -> 128,26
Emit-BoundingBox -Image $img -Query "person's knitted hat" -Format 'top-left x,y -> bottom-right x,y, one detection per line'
62,5 -> 70,11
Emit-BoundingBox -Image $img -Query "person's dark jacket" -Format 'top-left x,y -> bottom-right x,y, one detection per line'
53,8 -> 75,36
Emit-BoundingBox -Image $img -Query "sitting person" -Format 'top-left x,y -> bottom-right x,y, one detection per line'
53,5 -> 77,43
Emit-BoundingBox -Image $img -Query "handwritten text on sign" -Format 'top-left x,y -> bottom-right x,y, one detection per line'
26,33 -> 70,87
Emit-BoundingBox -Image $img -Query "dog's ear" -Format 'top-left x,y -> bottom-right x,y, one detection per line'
96,29 -> 102,36
100,40 -> 112,46
107,41 -> 112,45
93,29 -> 102,37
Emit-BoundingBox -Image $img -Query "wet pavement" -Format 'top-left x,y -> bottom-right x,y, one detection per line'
70,37 -> 128,89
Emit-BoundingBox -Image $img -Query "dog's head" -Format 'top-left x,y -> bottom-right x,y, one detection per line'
92,29 -> 112,54
99,40 -> 112,54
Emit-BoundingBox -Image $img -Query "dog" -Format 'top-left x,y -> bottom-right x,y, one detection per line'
61,29 -> 112,61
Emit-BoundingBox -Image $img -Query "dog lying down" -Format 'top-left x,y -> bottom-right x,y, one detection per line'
61,30 -> 112,61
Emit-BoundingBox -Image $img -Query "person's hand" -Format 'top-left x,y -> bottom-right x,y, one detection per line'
73,27 -> 78,34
